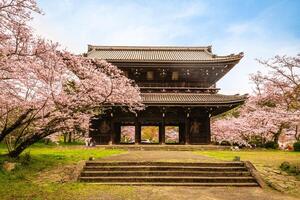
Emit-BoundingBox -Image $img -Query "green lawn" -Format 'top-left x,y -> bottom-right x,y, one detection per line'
0,143 -> 126,200
195,149 -> 300,197
194,150 -> 300,167
0,142 -> 123,163
1,144 -> 300,200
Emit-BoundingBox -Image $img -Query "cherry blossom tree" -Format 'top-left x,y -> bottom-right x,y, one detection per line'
212,55 -> 300,147
0,0 -> 143,157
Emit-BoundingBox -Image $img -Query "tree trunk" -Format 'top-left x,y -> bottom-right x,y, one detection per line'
296,125 -> 299,141
8,134 -> 41,158
63,133 -> 67,143
273,124 -> 284,145
68,132 -> 72,143
0,109 -> 33,143
7,117 -> 62,158
0,134 -> 6,143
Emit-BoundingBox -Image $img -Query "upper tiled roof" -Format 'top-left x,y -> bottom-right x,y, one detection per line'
87,45 -> 243,63
141,93 -> 247,106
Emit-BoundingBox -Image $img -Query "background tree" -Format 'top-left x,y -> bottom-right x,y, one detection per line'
212,54 -> 300,147
0,0 -> 143,157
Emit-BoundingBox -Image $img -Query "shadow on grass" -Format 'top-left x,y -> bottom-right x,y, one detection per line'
0,144 -> 125,199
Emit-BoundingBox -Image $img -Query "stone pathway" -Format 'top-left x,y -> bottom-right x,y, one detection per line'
90,150 -> 300,200
98,150 -> 220,162
131,186 -> 300,200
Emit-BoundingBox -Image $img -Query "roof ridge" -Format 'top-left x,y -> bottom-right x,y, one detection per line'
88,45 -> 212,52
142,93 -> 248,97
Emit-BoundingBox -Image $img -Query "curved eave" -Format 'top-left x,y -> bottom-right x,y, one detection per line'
141,93 -> 247,107
143,101 -> 244,107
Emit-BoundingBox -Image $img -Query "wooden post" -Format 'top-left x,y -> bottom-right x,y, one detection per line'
160,112 -> 165,144
185,119 -> 190,144
185,109 -> 190,145
110,113 -> 114,145
206,113 -> 211,144
135,114 -> 140,144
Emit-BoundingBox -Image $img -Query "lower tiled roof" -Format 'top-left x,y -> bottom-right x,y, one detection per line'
141,93 -> 247,106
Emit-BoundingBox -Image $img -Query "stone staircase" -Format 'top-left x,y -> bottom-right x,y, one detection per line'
79,161 -> 260,186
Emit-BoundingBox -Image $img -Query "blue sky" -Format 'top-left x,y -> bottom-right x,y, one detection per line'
32,0 -> 300,94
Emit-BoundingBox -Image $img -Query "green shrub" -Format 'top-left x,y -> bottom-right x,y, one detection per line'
280,161 -> 300,175
293,141 -> 300,152
280,161 -> 291,171
20,152 -> 31,165
220,141 -> 231,146
264,141 -> 279,149
58,140 -> 85,146
248,136 -> 265,147
233,156 -> 240,161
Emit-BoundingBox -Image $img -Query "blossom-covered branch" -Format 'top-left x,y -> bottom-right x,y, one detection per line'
0,0 -> 143,157
212,55 -> 300,147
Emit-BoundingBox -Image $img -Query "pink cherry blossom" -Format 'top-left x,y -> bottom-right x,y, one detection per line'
212,55 -> 300,147
0,0 -> 143,157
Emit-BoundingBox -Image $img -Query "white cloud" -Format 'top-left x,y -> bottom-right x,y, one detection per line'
31,0 -> 300,95
31,0 -> 207,53
213,26 -> 300,95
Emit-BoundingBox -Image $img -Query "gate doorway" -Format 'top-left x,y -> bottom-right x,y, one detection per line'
165,126 -> 180,144
141,125 -> 159,144
120,125 -> 135,144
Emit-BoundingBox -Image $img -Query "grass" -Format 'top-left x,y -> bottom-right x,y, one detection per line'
0,143 -> 126,200
195,149 -> 300,197
1,144 -> 300,200
0,142 -> 123,163
194,150 -> 300,167
280,161 -> 300,178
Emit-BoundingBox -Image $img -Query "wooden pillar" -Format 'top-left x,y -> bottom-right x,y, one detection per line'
135,114 -> 141,144
160,108 -> 166,144
185,108 -> 190,144
115,123 -> 121,144
206,113 -> 211,144
108,111 -> 116,145
110,113 -> 115,144
160,112 -> 165,144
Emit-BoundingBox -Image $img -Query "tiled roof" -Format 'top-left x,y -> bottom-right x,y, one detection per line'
141,93 -> 247,105
87,45 -> 243,63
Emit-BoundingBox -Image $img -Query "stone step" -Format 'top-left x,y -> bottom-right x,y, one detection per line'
81,171 -> 252,177
83,166 -> 248,172
79,161 -> 260,187
79,176 -> 257,183
85,161 -> 244,167
82,182 -> 259,187
101,145 -> 230,151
